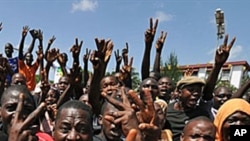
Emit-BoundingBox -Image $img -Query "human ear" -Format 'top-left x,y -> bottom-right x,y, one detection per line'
98,115 -> 103,125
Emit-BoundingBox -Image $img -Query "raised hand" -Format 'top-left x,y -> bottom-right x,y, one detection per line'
57,53 -> 67,67
83,48 -> 91,64
89,50 -> 101,69
37,29 -> 43,41
128,89 -> 161,140
155,31 -> 167,52
101,87 -> 141,137
122,43 -> 129,65
70,38 -> 83,59
114,49 -> 122,66
120,57 -> 133,81
94,38 -> 114,63
48,35 -> 56,45
22,26 -> 30,37
8,94 -> 46,141
145,18 -> 158,44
215,34 -> 236,65
46,48 -> 60,63
184,67 -> 194,77
29,29 -> 39,39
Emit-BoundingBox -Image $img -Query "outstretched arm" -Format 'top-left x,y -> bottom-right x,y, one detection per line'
26,29 -> 39,54
141,18 -> 158,80
18,26 -> 29,60
83,48 -> 91,88
153,31 -> 167,73
203,34 -> 236,101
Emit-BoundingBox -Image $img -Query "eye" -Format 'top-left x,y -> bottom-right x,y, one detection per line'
5,104 -> 17,112
60,125 -> 70,133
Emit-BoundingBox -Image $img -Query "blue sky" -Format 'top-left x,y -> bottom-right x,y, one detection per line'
0,0 -> 249,76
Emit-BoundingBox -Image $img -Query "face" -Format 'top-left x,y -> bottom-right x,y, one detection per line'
79,94 -> 92,109
154,103 -> 166,129
45,89 -> 59,106
5,44 -> 13,57
53,108 -> 93,141
58,76 -> 70,94
25,53 -> 34,66
99,103 -> 122,140
222,111 -> 250,141
158,77 -> 172,99
140,78 -> 159,101
213,87 -> 232,109
179,84 -> 202,109
1,91 -> 35,133
11,73 -> 26,85
100,76 -> 119,96
180,120 -> 215,141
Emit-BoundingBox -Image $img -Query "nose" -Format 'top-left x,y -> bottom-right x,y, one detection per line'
66,129 -> 80,141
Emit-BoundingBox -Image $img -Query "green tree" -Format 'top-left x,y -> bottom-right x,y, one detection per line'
160,52 -> 182,84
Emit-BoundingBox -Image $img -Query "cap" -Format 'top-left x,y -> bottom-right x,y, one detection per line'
177,76 -> 205,89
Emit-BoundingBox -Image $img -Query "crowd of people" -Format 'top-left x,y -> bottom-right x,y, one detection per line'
0,17 -> 250,141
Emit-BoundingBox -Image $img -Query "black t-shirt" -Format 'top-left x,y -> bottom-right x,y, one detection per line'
165,102 -> 209,141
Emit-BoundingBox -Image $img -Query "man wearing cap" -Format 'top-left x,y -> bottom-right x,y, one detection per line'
165,76 -> 210,141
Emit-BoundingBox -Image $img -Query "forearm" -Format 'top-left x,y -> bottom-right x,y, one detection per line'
153,51 -> 161,73
203,63 -> 223,100
141,44 -> 152,80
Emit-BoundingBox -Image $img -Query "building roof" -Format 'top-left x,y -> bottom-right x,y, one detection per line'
178,60 -> 250,72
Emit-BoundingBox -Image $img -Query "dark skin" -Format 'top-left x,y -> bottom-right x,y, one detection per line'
101,87 -> 142,141
158,76 -> 173,103
53,106 -> 93,141
203,34 -> 236,101
4,43 -> 14,58
11,73 -> 26,85
180,117 -> 216,141
0,56 -> 13,93
141,18 -> 158,80
18,26 -> 29,61
128,89 -> 161,141
83,48 -> 91,88
7,94 -> 46,141
88,38 -> 114,115
153,31 -> 167,74
114,49 -> 122,73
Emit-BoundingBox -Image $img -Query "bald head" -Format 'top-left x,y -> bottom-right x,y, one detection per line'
181,116 -> 216,141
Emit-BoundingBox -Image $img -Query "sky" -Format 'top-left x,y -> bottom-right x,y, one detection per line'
0,0 -> 250,78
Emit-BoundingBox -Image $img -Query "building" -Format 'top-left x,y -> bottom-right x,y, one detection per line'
178,60 -> 250,88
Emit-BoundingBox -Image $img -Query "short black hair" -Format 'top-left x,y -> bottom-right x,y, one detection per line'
1,85 -> 35,106
56,100 -> 93,121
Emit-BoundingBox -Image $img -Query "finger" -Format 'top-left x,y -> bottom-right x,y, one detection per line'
126,42 -> 129,51
104,115 -> 115,123
154,19 -> 159,31
22,102 -> 46,130
143,89 -> 154,112
121,87 -> 131,107
75,38 -> 79,46
149,18 -> 153,30
129,57 -> 133,67
128,90 -> 145,111
228,37 -> 236,50
79,40 -> 83,50
15,93 -> 24,121
138,123 -> 158,131
126,129 -> 137,141
223,34 -> 228,47
101,92 -> 126,110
